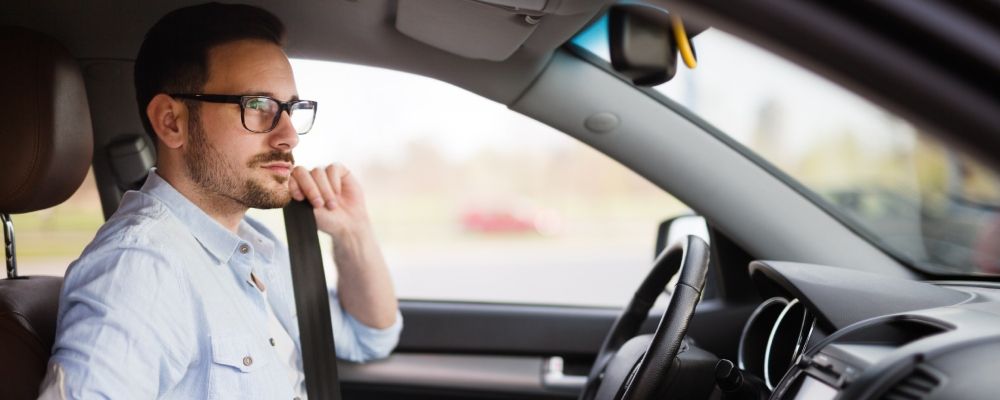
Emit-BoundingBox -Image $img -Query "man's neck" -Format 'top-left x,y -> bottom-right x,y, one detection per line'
156,168 -> 247,234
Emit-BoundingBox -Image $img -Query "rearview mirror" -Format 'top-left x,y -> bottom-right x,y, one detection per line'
607,4 -> 704,86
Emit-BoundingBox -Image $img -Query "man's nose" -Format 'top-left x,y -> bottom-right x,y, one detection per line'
269,110 -> 299,150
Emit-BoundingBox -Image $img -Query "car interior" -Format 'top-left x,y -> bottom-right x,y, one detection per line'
0,26 -> 95,400
1,0 -> 999,399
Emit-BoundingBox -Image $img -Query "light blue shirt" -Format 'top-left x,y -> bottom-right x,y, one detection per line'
48,170 -> 402,399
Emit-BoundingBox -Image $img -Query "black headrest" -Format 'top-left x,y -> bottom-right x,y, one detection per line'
0,27 -> 93,214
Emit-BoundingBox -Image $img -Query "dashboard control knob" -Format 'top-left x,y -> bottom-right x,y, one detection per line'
715,359 -> 769,400
715,359 -> 742,391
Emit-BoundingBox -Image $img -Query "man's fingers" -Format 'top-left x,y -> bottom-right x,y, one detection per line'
292,166 -> 324,208
291,164 -> 352,210
327,164 -> 343,196
310,167 -> 337,210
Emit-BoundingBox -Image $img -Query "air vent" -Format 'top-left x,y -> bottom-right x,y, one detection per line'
881,366 -> 943,400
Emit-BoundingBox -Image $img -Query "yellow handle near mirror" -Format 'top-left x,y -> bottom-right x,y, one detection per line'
671,14 -> 697,69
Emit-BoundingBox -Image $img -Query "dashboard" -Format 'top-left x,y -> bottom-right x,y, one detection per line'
737,261 -> 1000,400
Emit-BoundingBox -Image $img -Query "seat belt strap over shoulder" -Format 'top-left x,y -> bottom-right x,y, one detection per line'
283,200 -> 342,400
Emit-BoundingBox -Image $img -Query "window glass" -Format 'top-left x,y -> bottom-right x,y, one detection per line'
5,170 -> 103,276
573,20 -> 1000,275
248,60 -> 689,307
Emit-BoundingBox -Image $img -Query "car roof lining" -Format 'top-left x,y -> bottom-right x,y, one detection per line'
1,0 -> 610,105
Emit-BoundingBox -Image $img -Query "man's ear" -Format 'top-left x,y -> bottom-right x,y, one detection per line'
146,94 -> 188,149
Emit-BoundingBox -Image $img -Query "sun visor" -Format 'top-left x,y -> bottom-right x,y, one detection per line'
396,0 -> 603,61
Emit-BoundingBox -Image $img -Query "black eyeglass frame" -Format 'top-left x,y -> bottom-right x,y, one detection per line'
170,93 -> 318,134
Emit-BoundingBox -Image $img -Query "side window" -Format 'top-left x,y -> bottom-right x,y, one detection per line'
5,170 -> 103,276
249,60 -> 689,307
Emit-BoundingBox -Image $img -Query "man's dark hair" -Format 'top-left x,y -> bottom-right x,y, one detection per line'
134,2 -> 286,145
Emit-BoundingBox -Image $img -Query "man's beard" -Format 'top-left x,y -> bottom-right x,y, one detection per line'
183,112 -> 294,209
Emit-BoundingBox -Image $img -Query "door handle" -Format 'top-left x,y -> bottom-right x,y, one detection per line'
542,356 -> 588,393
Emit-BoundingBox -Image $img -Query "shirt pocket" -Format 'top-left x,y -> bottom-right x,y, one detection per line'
207,334 -> 274,399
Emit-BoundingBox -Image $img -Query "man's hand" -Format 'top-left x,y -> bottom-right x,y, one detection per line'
287,163 -> 399,329
289,164 -> 370,239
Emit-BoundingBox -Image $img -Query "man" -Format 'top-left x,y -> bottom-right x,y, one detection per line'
41,3 -> 401,399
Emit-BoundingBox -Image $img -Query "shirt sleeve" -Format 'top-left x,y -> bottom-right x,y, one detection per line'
328,288 -> 403,362
48,246 -> 194,399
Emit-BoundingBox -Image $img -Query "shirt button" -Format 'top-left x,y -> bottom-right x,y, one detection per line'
269,338 -> 276,347
243,356 -> 253,366
239,244 -> 250,254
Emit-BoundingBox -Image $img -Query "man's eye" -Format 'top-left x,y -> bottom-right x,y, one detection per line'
247,99 -> 271,110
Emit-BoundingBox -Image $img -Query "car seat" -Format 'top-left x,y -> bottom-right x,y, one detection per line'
0,26 -> 94,400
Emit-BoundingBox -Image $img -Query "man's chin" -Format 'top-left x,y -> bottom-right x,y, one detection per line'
256,189 -> 292,209
253,195 -> 292,210
241,179 -> 292,209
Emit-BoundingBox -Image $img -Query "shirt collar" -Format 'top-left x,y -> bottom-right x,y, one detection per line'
141,169 -> 244,263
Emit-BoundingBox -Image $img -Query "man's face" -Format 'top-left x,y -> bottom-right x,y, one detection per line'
183,39 -> 299,209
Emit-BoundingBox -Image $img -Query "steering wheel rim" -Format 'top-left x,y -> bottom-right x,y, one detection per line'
579,235 -> 711,400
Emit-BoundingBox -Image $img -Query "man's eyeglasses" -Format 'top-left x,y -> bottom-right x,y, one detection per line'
170,94 -> 318,134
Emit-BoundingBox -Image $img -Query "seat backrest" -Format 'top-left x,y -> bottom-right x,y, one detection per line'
0,277 -> 64,400
0,26 -> 94,400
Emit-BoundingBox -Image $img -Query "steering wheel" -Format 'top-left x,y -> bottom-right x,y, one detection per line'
579,235 -> 711,400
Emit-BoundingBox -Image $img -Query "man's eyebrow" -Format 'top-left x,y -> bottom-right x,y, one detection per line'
246,90 -> 300,101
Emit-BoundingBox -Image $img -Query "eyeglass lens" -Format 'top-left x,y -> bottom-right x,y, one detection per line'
243,97 -> 316,134
289,101 -> 316,134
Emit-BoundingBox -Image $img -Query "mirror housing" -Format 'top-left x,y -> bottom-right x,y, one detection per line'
607,4 -> 706,86
608,4 -> 676,86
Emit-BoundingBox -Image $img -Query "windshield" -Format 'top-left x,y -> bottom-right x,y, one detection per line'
573,18 -> 1000,276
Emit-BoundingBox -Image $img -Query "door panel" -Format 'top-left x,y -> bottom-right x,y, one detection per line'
341,353 -> 573,400
340,299 -> 755,399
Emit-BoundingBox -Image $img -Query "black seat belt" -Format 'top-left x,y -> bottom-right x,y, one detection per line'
284,200 -> 342,400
